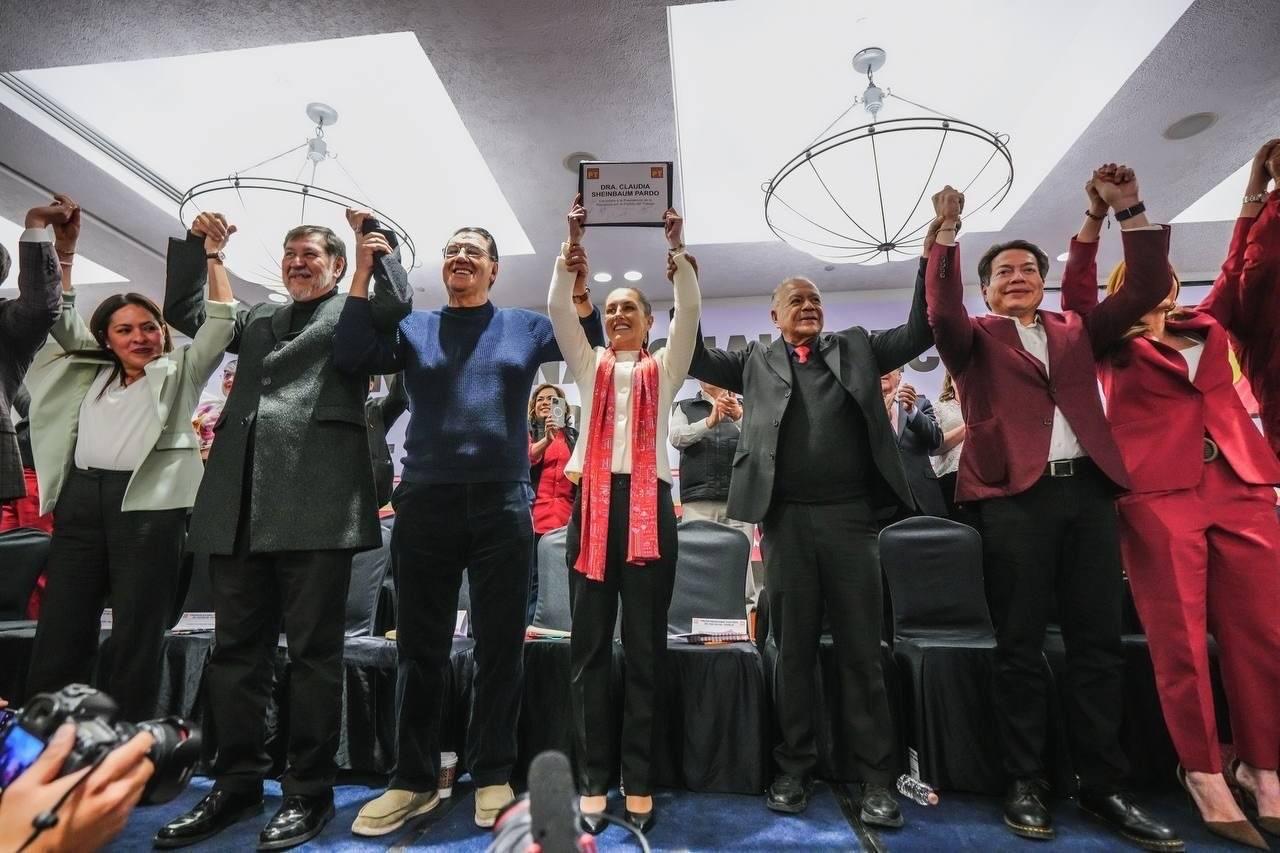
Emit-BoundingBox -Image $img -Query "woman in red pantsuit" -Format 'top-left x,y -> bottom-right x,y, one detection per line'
1062,156 -> 1280,848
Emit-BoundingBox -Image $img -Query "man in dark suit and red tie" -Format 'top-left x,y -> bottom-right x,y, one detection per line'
923,169 -> 1182,851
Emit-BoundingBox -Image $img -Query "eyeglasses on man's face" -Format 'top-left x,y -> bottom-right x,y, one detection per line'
442,242 -> 493,261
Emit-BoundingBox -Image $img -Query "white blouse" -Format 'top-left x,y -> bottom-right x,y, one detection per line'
548,249 -> 701,484
74,369 -> 158,471
931,396 -> 965,477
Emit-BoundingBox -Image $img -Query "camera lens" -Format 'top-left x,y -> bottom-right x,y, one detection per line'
133,717 -> 202,805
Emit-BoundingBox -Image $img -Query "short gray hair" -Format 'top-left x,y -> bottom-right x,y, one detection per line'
0,243 -> 10,285
771,276 -> 818,307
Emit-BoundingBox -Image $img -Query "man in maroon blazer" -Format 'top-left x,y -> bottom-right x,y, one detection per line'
924,171 -> 1182,851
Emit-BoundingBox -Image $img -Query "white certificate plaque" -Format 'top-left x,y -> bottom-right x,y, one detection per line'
578,161 -> 673,227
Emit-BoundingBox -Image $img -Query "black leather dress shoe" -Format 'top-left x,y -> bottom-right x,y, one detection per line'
1003,779 -> 1054,840
766,774 -> 813,814
860,784 -> 904,828
579,812 -> 608,835
257,794 -> 336,851
1078,790 -> 1184,852
153,788 -> 264,849
625,808 -> 655,834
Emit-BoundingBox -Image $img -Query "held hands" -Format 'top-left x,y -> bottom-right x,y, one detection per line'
190,212 -> 237,253
565,243 -> 590,293
354,231 -> 394,278
1085,169 -> 1109,217
1248,139 -> 1280,192
927,186 -> 964,247
1091,163 -> 1140,210
718,394 -> 743,422
567,194 -> 587,245
24,194 -> 80,256
663,208 -> 684,250
345,207 -> 373,234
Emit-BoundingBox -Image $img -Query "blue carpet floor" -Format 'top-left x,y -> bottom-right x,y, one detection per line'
109,776 -> 1246,851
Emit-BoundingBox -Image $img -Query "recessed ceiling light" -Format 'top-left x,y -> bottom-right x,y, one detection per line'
1056,252 -> 1069,262
267,292 -> 289,303
564,151 -> 599,173
593,272 -> 613,283
623,271 -> 643,282
1163,112 -> 1218,140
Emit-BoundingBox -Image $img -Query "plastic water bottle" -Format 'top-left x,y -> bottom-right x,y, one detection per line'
896,774 -> 939,806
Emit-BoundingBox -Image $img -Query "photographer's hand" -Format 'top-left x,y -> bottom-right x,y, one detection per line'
0,724 -> 154,852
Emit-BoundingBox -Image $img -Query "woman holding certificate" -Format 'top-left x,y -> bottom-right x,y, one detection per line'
548,195 -> 700,834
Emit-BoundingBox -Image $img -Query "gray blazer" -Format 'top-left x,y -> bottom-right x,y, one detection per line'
163,231 -> 411,555
687,259 -> 934,524
0,240 -> 60,500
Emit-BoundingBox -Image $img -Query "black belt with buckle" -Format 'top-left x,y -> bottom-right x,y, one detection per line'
1043,457 -> 1095,478
1203,436 -> 1220,462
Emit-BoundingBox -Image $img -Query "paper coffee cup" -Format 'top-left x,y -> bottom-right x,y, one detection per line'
439,752 -> 458,798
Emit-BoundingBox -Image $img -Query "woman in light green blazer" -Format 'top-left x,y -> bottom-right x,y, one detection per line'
23,229 -> 236,721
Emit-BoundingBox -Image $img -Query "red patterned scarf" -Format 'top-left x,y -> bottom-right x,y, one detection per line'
574,347 -> 661,581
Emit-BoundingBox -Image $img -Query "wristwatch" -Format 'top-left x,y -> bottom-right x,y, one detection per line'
206,251 -> 226,263
1113,201 -> 1146,222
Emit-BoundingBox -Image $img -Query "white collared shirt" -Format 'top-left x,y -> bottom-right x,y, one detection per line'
989,312 -> 1085,462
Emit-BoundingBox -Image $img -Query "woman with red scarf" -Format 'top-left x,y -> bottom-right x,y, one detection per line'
527,382 -> 577,621
1061,155 -> 1280,849
548,196 -> 700,835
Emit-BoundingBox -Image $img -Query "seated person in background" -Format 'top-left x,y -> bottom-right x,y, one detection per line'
669,381 -> 759,609
24,210 -> 237,724
3,387 -> 55,619
527,382 -> 577,622
1060,157 -> 1280,849
880,367 -> 945,519
191,359 -> 236,462
0,198 -> 64,522
550,197 -> 699,835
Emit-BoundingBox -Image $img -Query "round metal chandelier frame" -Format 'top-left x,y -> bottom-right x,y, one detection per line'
763,48 -> 1015,264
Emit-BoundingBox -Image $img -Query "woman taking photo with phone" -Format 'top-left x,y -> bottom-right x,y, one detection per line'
527,382 -> 578,620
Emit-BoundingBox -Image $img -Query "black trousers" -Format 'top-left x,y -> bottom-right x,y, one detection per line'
565,476 -> 677,796
390,480 -> 532,791
204,523 -> 352,797
760,499 -> 895,786
27,468 -> 186,722
938,471 -> 981,531
977,464 -> 1128,790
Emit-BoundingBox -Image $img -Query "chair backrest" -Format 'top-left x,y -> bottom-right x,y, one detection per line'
0,527 -> 51,620
346,526 -> 392,638
667,520 -> 751,635
879,516 -> 993,642
532,527 -> 571,631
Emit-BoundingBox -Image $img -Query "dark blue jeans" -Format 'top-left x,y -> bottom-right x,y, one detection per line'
390,480 -> 533,791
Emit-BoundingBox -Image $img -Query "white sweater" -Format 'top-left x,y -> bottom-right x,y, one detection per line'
548,249 -> 701,485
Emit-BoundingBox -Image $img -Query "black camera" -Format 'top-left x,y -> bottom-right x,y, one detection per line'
0,684 -> 200,804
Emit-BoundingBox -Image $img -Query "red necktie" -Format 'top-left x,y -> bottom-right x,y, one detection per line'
793,344 -> 810,364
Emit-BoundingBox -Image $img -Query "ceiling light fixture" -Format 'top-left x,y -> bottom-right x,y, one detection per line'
177,101 -> 417,289
623,271 -> 643,282
593,272 -> 613,283
1162,112 -> 1217,141
1056,252 -> 1070,262
564,151 -> 600,174
178,103 -> 416,290
762,46 -> 1013,265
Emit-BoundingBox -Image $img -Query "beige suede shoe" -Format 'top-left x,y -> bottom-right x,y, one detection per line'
351,789 -> 439,837
474,783 -> 515,828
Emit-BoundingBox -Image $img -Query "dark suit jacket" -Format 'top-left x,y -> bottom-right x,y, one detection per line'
0,241 -> 60,500
893,394 -> 946,516
924,227 -> 1172,502
687,258 -> 934,523
366,373 -> 408,506
163,230 -> 411,554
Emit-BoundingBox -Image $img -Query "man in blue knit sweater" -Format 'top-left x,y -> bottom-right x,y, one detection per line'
334,225 -> 602,834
